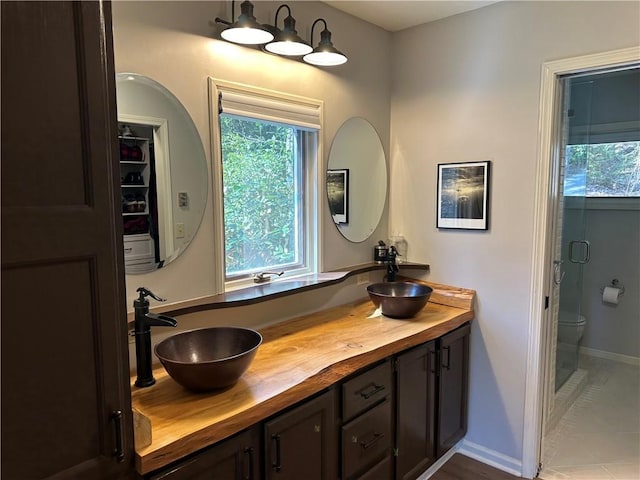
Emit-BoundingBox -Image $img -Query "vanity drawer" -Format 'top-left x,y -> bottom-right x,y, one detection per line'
341,398 -> 392,480
342,360 -> 391,421
358,455 -> 392,480
123,234 -> 154,259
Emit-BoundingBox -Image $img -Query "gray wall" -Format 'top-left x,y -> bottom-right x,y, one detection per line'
582,205 -> 640,357
390,0 -> 640,470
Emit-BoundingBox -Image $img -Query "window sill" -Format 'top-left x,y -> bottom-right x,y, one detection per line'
133,262 -> 430,321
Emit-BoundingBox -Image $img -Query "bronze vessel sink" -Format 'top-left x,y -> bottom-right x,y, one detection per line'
155,326 -> 262,392
366,282 -> 433,318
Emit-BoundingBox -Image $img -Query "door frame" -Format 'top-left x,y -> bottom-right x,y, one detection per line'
522,46 -> 640,479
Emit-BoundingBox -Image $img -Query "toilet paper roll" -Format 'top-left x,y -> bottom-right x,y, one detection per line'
602,286 -> 622,305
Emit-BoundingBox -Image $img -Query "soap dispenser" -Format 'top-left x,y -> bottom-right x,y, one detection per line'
374,240 -> 389,264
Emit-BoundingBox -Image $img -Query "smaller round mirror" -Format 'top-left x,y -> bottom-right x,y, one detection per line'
327,117 -> 387,243
116,73 -> 208,274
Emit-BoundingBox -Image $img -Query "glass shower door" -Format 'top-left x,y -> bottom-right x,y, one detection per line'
554,77 -> 591,391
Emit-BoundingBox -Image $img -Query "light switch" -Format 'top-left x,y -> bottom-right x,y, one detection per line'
175,223 -> 185,238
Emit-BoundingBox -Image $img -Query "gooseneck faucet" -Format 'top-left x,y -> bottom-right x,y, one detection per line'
134,287 -> 177,388
386,246 -> 400,282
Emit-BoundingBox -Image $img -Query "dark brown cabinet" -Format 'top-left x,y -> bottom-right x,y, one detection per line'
437,323 -> 470,457
395,323 -> 470,480
264,390 -> 337,480
1,1 -> 134,479
395,342 -> 437,480
149,427 -> 261,480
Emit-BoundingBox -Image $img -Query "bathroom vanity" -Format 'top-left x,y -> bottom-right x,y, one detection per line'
131,281 -> 474,479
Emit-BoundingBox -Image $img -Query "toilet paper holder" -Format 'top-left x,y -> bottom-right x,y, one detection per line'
600,278 -> 625,297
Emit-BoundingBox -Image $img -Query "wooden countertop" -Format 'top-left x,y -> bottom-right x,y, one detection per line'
131,280 -> 475,475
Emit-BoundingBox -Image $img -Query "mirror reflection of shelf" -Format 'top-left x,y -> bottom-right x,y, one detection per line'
119,123 -> 157,270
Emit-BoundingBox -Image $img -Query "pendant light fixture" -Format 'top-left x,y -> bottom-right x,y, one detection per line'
215,0 -> 274,45
303,18 -> 347,66
264,5 -> 312,56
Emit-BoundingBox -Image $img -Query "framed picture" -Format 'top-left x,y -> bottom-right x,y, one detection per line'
437,160 -> 491,230
327,169 -> 349,224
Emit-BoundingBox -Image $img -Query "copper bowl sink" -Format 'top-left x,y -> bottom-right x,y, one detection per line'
367,282 -> 433,318
155,327 -> 262,392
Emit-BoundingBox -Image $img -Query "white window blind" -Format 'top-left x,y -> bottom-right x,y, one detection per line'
217,86 -> 322,131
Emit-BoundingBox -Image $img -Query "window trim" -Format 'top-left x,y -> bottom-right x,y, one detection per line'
208,78 -> 324,293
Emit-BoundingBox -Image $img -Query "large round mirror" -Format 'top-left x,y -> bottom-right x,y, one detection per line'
115,73 -> 208,274
327,117 -> 387,243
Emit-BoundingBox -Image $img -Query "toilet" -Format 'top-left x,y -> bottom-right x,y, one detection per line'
557,310 -> 586,344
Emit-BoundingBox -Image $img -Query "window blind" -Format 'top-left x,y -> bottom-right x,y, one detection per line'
218,87 -> 321,131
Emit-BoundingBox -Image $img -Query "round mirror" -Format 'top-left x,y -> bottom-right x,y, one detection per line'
327,117 -> 387,243
116,73 -> 208,274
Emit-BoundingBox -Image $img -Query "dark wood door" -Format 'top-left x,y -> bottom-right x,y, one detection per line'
264,390 -> 337,480
1,2 -> 133,479
149,427 -> 262,480
395,342 -> 437,480
437,324 -> 470,457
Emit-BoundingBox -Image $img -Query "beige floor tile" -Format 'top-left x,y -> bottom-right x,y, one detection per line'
542,359 -> 640,480
541,465 -> 614,480
603,463 -> 640,480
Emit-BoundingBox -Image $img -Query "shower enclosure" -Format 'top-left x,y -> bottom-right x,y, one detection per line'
553,67 -> 640,391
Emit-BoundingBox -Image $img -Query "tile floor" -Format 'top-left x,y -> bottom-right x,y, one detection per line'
540,356 -> 640,480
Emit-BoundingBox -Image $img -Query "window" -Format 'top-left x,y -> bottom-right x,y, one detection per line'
563,68 -> 640,197
210,80 -> 322,286
564,141 -> 640,197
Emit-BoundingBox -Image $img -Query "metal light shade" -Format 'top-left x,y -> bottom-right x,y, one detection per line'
265,15 -> 312,56
220,0 -> 274,45
303,21 -> 347,66
264,5 -> 312,56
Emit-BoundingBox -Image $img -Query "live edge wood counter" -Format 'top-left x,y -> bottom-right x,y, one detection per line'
131,281 -> 475,475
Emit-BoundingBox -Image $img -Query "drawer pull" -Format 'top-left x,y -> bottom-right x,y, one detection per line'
442,346 -> 451,371
360,383 -> 385,399
271,434 -> 282,472
243,446 -> 254,480
360,432 -> 384,450
124,247 -> 133,253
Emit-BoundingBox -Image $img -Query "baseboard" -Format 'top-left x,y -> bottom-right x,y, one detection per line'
416,443 -> 461,479
580,346 -> 640,366
457,439 -> 523,477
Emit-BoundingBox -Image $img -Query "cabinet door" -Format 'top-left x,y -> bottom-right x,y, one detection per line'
1,1 -> 134,479
395,342 -> 437,480
264,390 -> 337,480
150,427 -> 261,480
437,324 -> 470,457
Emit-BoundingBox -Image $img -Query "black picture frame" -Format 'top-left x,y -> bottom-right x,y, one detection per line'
437,160 -> 491,230
327,168 -> 349,224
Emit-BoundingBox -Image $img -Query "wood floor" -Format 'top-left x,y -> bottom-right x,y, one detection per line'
430,454 -> 530,480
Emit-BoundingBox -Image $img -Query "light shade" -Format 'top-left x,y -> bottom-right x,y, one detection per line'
264,5 -> 312,56
303,19 -> 347,66
217,1 -> 273,45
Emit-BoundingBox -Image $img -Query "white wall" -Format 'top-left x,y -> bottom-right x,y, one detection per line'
390,0 -> 640,471
112,1 -> 392,311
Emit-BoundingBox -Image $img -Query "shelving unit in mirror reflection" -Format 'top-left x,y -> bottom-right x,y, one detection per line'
119,122 -> 157,272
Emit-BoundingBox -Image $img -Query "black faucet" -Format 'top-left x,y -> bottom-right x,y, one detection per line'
134,287 -> 177,388
386,246 -> 400,282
